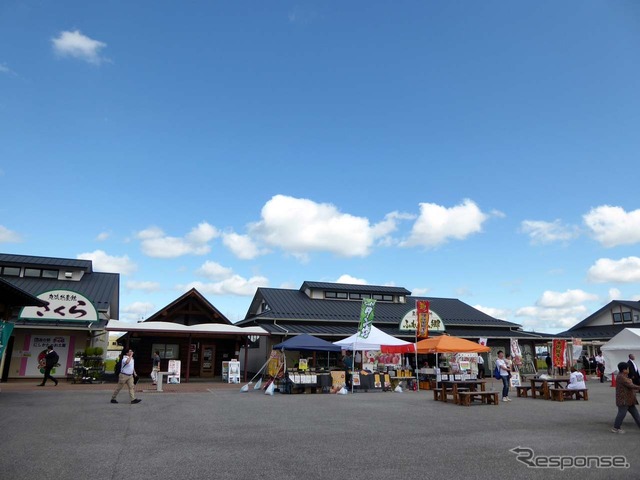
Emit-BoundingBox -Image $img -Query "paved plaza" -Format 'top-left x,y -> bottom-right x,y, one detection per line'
1,378 -> 639,479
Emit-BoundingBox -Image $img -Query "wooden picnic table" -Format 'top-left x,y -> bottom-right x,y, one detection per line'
440,379 -> 486,404
529,377 -> 570,400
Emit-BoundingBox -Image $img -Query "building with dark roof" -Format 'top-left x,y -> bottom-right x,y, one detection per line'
557,300 -> 640,353
237,281 -> 557,374
0,253 -> 119,381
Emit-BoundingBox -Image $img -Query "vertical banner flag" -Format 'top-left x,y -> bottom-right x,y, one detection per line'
357,298 -> 376,339
478,338 -> 488,347
571,338 -> 582,363
0,321 -> 14,359
416,300 -> 430,339
552,339 -> 567,368
510,338 -> 523,367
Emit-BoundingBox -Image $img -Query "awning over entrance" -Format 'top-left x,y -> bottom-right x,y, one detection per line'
105,320 -> 269,336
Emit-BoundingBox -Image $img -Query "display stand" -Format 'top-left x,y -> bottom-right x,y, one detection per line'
167,360 -> 181,384
228,359 -> 240,383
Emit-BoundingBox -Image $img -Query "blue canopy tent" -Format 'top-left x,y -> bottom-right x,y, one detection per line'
274,334 -> 342,372
273,334 -> 342,352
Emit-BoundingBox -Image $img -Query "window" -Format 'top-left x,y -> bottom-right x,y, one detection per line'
1,266 -> 20,276
152,343 -> 180,359
42,269 -> 58,279
24,268 -> 41,277
623,312 -> 632,322
324,291 -> 347,299
372,294 -> 393,302
349,293 -> 370,300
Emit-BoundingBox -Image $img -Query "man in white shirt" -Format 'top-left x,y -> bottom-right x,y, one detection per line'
495,351 -> 511,402
111,349 -> 142,404
595,352 -> 605,383
477,355 -> 485,379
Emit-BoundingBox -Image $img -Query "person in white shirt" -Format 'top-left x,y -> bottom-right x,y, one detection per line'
595,351 -> 605,383
495,351 -> 511,402
477,354 -> 485,379
567,366 -> 587,399
111,349 -> 142,404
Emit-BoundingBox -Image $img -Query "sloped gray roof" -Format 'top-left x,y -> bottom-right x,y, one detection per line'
301,281 -> 411,295
562,300 -> 640,333
0,253 -> 93,271
556,324 -> 629,341
3,273 -> 119,316
239,286 -> 521,328
0,277 -> 47,308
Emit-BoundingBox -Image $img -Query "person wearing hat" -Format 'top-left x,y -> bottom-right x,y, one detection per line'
611,362 -> 640,434
38,345 -> 59,387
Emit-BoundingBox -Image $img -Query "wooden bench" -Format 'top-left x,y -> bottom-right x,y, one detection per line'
516,386 -> 532,398
433,388 -> 445,401
549,388 -> 588,402
458,391 -> 499,406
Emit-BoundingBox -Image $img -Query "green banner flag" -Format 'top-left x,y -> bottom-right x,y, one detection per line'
357,298 -> 376,339
0,321 -> 14,359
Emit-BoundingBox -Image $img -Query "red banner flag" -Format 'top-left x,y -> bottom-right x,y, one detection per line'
552,339 -> 567,368
416,300 -> 430,339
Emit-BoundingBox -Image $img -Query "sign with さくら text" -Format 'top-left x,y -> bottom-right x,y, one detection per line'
19,290 -> 98,321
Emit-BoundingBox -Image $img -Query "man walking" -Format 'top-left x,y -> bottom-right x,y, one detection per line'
38,345 -> 59,386
111,349 -> 142,404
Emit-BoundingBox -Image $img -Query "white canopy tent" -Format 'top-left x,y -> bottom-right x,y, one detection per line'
600,328 -> 640,376
333,325 -> 415,353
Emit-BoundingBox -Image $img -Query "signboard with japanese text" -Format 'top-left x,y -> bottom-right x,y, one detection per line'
23,334 -> 70,377
400,308 -> 445,332
19,290 -> 98,322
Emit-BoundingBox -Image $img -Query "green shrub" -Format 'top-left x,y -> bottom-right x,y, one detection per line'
94,347 -> 104,356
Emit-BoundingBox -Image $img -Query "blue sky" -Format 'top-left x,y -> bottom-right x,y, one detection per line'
1,1 -> 639,332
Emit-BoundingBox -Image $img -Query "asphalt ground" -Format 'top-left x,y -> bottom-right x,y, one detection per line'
1,377 -> 639,480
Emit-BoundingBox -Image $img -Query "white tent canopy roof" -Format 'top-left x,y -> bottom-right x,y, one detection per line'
333,325 -> 414,351
105,320 -> 268,336
600,328 -> 640,375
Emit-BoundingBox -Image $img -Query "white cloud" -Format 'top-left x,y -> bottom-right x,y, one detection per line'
473,305 -> 511,320
77,250 -> 137,275
136,222 -> 220,258
411,287 -> 431,296
179,275 -> 268,296
52,30 -> 108,65
608,288 -> 622,302
250,195 -> 384,257
583,205 -> 640,247
0,225 -> 22,243
536,289 -> 598,308
222,232 -> 264,260
520,219 -> 579,244
196,261 -> 233,280
335,274 -> 368,285
121,301 -> 156,322
96,231 -> 110,241
0,63 -> 16,76
587,256 -> 640,283
515,305 -> 588,331
401,199 -> 488,248
125,280 -> 161,292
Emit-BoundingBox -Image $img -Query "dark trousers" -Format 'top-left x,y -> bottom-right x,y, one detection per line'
477,365 -> 485,379
598,365 -> 605,383
41,366 -> 57,385
614,404 -> 640,429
